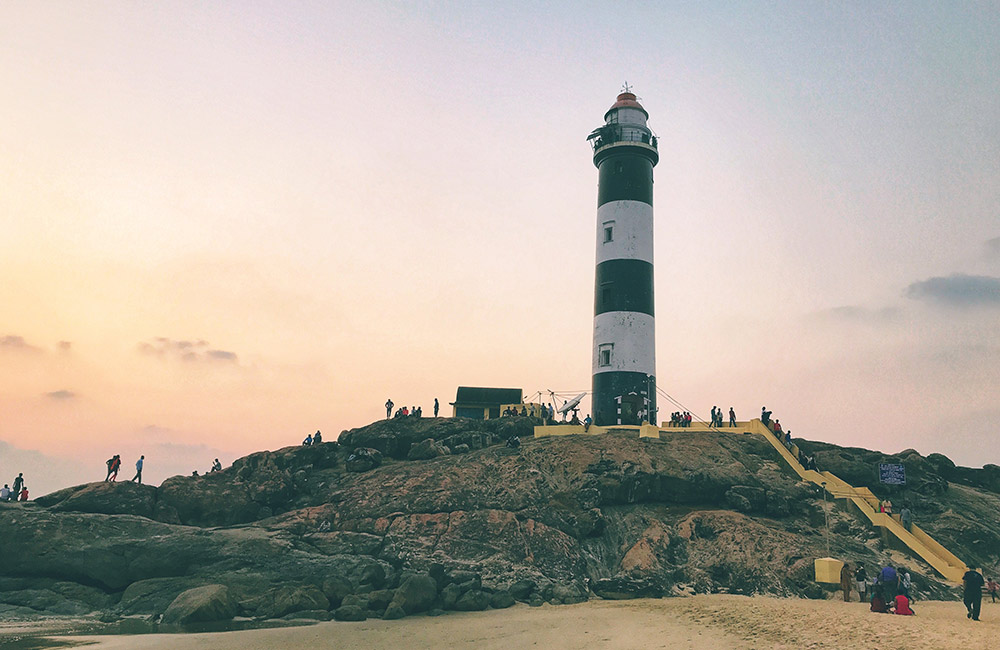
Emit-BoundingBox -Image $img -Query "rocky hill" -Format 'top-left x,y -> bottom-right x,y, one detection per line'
1,416 -> 998,627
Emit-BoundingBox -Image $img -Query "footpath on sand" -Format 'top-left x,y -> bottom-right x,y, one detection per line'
58,595 -> 997,650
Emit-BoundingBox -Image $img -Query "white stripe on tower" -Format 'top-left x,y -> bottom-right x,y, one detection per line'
595,200 -> 653,265
592,311 -> 655,375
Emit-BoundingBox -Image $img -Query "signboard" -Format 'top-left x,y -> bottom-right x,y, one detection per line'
879,463 -> 906,485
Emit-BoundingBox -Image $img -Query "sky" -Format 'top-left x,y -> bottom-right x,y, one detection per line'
1,1 -> 998,496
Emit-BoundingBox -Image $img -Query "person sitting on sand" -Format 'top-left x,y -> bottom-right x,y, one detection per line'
893,594 -> 914,615
870,587 -> 889,613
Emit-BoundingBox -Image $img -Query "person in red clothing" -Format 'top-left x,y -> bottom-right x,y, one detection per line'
108,455 -> 121,481
18,486 -> 28,502
893,594 -> 915,615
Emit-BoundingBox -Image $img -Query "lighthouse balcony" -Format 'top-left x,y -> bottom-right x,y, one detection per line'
588,127 -> 658,152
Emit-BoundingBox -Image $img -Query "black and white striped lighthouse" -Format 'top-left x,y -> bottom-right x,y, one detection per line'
587,89 -> 658,427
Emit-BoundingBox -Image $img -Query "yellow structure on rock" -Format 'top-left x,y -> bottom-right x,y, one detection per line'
533,418 -> 968,583
814,558 -> 844,584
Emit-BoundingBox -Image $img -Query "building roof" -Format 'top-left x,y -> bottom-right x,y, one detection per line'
452,387 -> 523,405
605,91 -> 648,120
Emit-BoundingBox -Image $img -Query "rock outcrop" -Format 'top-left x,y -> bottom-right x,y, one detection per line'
2,417 -> 998,626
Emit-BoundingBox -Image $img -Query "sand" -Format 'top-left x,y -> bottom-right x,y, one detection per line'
27,596 -> 1000,650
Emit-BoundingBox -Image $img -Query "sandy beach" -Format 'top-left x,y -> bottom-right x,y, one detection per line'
27,595 -> 996,650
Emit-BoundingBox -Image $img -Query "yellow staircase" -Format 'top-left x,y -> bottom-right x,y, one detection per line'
747,419 -> 967,583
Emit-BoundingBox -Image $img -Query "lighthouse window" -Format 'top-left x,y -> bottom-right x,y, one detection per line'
599,344 -> 613,367
603,224 -> 614,243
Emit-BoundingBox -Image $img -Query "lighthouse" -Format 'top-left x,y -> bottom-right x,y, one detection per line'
587,89 -> 658,427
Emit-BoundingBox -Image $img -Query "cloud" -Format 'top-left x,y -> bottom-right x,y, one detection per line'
45,390 -> 76,400
0,335 -> 42,353
138,338 -> 239,363
905,274 -> 1000,307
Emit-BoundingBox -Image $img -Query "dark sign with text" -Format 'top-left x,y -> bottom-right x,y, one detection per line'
879,463 -> 906,485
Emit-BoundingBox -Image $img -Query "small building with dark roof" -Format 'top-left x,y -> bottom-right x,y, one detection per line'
450,387 -> 523,420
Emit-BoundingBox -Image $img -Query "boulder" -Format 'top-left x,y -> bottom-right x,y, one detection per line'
591,577 -> 663,600
489,591 -> 515,608
389,573 -> 437,614
35,482 -> 158,519
346,448 -> 383,473
120,578 -> 206,614
455,589 -> 491,611
283,609 -> 331,621
440,582 -> 462,609
509,579 -> 536,601
161,585 -> 237,626
267,585 -> 329,618
365,588 -> 395,614
551,582 -> 587,604
321,576 -> 353,608
382,603 -> 406,620
407,438 -> 450,461
333,604 -> 367,621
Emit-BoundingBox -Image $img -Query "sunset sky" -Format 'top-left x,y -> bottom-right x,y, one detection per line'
2,2 -> 998,496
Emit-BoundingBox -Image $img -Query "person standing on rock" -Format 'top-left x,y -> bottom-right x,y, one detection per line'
729,407 -> 736,427
964,565 -> 985,621
12,473 -> 24,497
840,562 -> 853,601
108,455 -> 121,481
434,398 -> 439,417
132,455 -> 144,484
385,398 -> 394,419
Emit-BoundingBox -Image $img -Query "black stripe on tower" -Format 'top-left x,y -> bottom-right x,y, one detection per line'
596,154 -> 654,207
594,259 -> 654,316
593,372 -> 656,426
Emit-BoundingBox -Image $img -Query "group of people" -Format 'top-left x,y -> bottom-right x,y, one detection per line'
104,454 -> 144,484
668,411 -> 693,427
841,562 -> 915,615
502,405 -> 531,417
385,398 -> 440,419
302,430 -> 323,445
1,473 -> 28,502
708,406 -> 737,428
